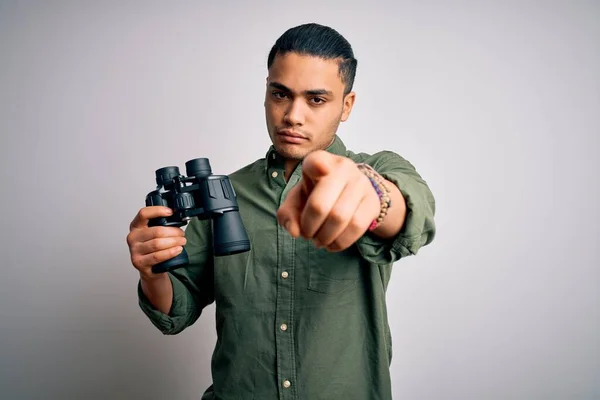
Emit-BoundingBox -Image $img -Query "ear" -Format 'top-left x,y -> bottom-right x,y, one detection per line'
340,91 -> 356,122
264,76 -> 269,107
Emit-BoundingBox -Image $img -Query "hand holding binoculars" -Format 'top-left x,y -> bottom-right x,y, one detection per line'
145,158 -> 250,274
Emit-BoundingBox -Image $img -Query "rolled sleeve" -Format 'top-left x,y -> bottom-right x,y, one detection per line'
137,272 -> 201,335
355,151 -> 436,264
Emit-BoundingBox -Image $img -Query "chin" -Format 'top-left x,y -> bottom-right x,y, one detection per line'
275,145 -> 306,161
270,137 -> 303,157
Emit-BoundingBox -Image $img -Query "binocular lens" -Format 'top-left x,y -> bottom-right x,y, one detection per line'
186,158 -> 212,178
212,211 -> 251,256
155,166 -> 180,186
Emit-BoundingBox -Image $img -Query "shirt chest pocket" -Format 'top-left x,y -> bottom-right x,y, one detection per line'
307,245 -> 363,294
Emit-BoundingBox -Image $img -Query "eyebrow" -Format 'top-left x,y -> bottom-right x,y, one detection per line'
269,82 -> 333,97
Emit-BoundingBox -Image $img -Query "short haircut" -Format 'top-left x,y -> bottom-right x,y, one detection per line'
267,23 -> 358,95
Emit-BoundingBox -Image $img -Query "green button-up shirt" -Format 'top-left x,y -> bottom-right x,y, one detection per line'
138,135 -> 436,400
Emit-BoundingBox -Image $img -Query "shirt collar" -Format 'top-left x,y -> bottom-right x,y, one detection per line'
265,134 -> 347,169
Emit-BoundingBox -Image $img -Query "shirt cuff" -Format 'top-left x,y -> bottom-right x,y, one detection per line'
355,154 -> 436,265
137,272 -> 198,335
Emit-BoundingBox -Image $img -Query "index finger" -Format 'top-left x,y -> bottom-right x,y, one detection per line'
134,225 -> 186,243
130,206 -> 173,230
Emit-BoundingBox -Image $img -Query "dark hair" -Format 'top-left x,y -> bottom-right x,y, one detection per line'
267,23 -> 357,95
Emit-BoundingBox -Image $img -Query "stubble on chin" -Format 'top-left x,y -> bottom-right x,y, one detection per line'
276,145 -> 307,161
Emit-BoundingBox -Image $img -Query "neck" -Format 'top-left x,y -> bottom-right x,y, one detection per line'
284,160 -> 300,182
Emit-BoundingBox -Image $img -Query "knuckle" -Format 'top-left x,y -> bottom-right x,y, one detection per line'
331,237 -> 349,252
341,157 -> 354,169
277,212 -> 290,227
130,254 -> 142,268
138,207 -> 148,218
276,207 -> 287,220
329,208 -> 348,225
317,235 -> 333,248
129,241 -> 141,256
129,216 -> 140,231
148,239 -> 161,252
307,201 -> 326,217
327,242 -> 341,252
153,228 -> 168,238
349,214 -> 362,229
150,251 -> 161,264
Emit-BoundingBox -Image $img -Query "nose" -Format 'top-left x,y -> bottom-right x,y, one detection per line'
283,98 -> 305,126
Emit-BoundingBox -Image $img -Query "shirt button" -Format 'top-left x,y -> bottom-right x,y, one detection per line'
280,323 -> 288,331
271,171 -> 278,178
281,271 -> 289,279
283,380 -> 291,388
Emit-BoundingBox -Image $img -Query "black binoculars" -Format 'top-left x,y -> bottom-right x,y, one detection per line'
145,158 -> 250,274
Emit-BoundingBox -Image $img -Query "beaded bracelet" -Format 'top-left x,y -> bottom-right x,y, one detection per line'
356,163 -> 392,231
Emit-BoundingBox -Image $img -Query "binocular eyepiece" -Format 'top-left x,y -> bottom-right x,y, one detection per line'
145,158 -> 251,274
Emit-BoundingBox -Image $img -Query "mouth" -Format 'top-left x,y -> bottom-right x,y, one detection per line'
276,130 -> 308,144
277,129 -> 307,139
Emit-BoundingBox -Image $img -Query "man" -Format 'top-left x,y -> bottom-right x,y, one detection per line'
127,23 -> 436,400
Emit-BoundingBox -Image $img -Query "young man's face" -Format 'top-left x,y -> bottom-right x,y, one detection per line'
264,52 -> 355,161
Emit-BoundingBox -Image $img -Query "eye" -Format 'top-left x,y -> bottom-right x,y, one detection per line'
310,97 -> 326,105
272,91 -> 288,99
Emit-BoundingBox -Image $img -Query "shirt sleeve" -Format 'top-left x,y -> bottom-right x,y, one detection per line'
137,218 -> 215,335
354,150 -> 436,264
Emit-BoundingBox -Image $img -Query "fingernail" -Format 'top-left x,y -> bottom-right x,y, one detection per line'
284,220 -> 291,231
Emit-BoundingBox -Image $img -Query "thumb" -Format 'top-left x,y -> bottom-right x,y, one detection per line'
276,183 -> 306,238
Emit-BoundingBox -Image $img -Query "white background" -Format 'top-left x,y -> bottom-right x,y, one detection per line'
1,1 -> 598,399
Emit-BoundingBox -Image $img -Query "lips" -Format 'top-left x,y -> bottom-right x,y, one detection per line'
276,130 -> 308,144
277,129 -> 306,139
